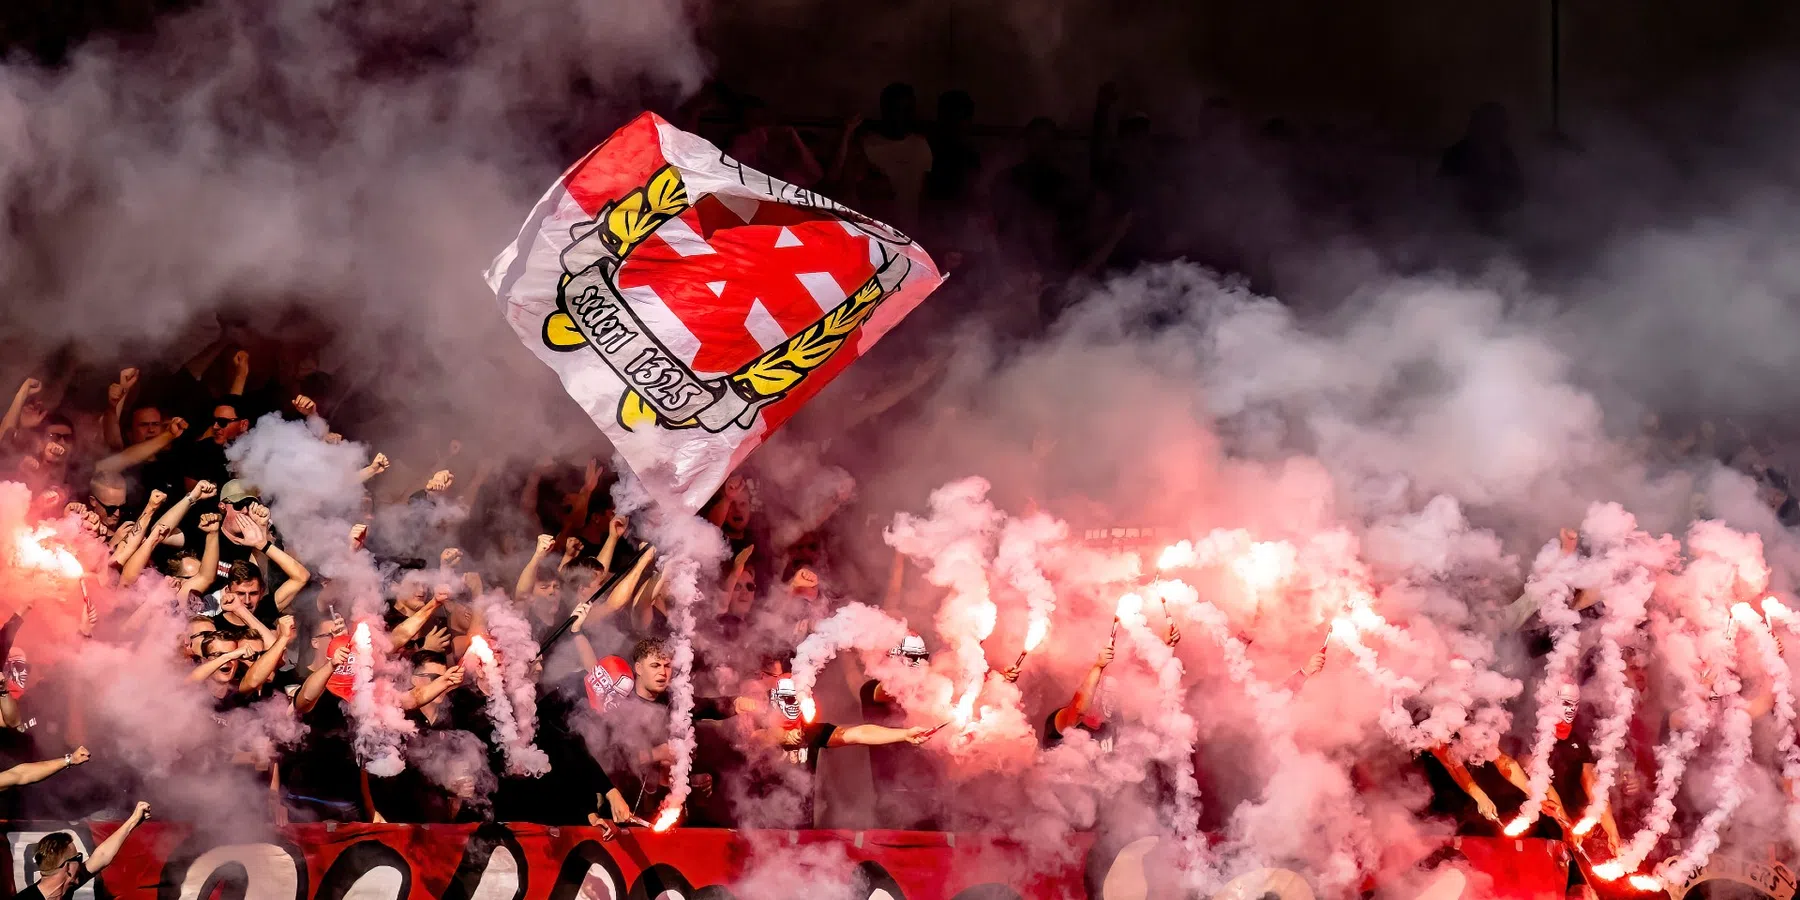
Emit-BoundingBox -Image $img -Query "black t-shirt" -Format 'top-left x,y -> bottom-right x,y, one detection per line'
1416,750 -> 1525,826
779,721 -> 837,773
15,865 -> 94,900
282,691 -> 359,804
493,675 -> 617,824
859,680 -> 943,792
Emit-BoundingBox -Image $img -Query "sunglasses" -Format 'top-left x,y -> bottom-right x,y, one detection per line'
44,431 -> 73,443
87,497 -> 124,516
213,416 -> 239,428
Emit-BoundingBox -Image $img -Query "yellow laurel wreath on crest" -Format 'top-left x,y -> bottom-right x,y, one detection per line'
542,165 -> 689,352
733,275 -> 883,397
537,162 -> 890,433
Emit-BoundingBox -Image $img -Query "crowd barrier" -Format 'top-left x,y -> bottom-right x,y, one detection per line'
0,821 -> 1784,899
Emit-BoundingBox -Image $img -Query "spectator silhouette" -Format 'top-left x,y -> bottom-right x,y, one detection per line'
859,83 -> 933,230
727,96 -> 823,188
925,89 -> 981,216
1439,102 -> 1524,230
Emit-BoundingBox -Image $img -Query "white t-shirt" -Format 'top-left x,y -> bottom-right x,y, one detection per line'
860,132 -> 932,226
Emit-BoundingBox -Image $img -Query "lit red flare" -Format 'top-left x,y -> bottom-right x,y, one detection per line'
1731,601 -> 1761,626
1502,817 -> 1531,838
650,805 -> 681,833
1764,596 -> 1793,623
352,621 -> 373,649
1230,541 -> 1290,592
1115,593 -> 1143,622
1157,542 -> 1196,571
1023,618 -> 1049,653
1628,875 -> 1663,892
466,634 -> 496,668
799,695 -> 816,724
13,525 -> 82,582
952,687 -> 979,726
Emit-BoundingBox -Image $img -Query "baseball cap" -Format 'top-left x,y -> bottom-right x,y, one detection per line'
219,480 -> 260,505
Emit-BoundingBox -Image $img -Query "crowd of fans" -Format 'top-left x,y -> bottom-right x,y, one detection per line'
0,85 -> 1793,883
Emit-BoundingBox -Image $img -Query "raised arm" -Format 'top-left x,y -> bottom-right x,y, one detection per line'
111,489 -> 167,566
239,617 -> 296,694
264,542 -> 311,613
87,802 -> 151,873
0,746 -> 88,790
119,481 -> 207,587
0,378 -> 41,442
629,556 -> 664,633
401,665 -> 464,710
387,597 -> 444,650
1051,645 -> 1113,735
359,452 -> 390,484
296,645 -> 348,714
597,514 -> 626,573
188,647 -> 251,684
515,534 -> 555,602
1282,649 -> 1328,693
182,513 -> 224,595
569,600 -> 599,673
227,349 -> 252,397
95,417 -> 187,474
101,369 -> 137,452
554,460 -> 603,546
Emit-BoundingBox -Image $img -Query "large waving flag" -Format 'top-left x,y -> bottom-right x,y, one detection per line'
487,113 -> 943,512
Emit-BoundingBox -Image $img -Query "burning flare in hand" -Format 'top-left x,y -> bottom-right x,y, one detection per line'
13,525 -> 82,581
651,805 -> 681,833
1024,617 -> 1049,653
466,634 -> 495,669
1590,862 -> 1626,882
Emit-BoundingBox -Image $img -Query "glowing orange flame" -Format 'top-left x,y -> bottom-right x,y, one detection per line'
1732,602 -> 1761,626
1023,618 -> 1050,652
651,805 -> 680,832
1590,863 -> 1626,882
467,634 -> 495,666
1348,603 -> 1387,632
1765,597 -> 1793,622
1628,875 -> 1664,892
1328,617 -> 1357,643
1115,593 -> 1142,619
1572,817 -> 1597,836
1230,541 -> 1289,592
799,695 -> 816,724
1502,817 -> 1530,837
1157,541 -> 1196,570
13,526 -> 82,581
352,621 -> 372,649
952,686 -> 979,725
973,600 -> 998,641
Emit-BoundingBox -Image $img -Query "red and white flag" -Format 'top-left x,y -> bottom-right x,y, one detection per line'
487,112 -> 943,512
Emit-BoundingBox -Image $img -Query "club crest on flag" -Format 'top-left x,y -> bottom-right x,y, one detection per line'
488,112 -> 943,511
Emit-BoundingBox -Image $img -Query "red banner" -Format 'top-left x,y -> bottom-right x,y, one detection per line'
0,822 -> 1569,899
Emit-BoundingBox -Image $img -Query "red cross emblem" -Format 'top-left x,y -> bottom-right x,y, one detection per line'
614,194 -> 881,375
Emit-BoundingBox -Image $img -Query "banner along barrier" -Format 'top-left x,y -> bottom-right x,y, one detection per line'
0,823 -> 1576,899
